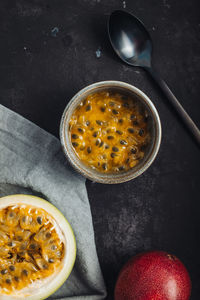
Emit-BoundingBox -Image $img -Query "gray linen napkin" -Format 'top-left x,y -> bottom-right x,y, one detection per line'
0,104 -> 106,300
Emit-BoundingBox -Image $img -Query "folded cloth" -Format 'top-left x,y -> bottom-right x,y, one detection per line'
0,104 -> 106,300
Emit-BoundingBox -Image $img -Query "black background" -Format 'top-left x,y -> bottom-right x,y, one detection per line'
0,0 -> 200,299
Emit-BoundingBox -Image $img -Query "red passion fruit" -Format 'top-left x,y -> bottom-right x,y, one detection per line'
115,251 -> 191,300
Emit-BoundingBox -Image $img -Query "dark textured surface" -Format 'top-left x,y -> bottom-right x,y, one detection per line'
0,0 -> 200,299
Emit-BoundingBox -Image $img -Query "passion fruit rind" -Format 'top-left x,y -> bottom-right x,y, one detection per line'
0,204 -> 65,294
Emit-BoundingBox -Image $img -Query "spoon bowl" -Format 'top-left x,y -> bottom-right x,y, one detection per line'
108,10 -> 152,67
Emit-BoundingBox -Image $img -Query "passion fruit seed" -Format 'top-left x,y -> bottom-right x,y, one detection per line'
96,120 -> 103,125
72,142 -> 79,148
1,269 -> 8,275
45,232 -> 51,239
112,146 -> 119,152
37,216 -> 42,224
131,148 -> 137,154
43,263 -> 48,270
102,163 -> 107,170
48,258 -> 54,263
112,109 -> 119,115
99,141 -> 104,147
72,134 -> 78,139
120,140 -> 128,145
93,131 -> 98,137
86,104 -> 91,111
9,265 -> 15,271
22,269 -> 28,276
14,276 -> 19,282
87,146 -> 92,154
29,243 -> 36,250
8,252 -> 13,258
128,128 -> 134,134
119,166 -> 125,171
95,139 -> 100,146
6,279 -> 11,284
133,120 -> 139,126
107,135 -> 114,140
78,128 -> 84,133
139,129 -> 144,136
116,130 -> 123,135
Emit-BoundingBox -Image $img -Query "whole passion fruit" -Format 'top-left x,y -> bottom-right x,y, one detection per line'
115,251 -> 191,300
0,194 -> 76,300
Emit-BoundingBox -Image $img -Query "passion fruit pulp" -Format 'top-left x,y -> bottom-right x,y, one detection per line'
0,195 -> 76,300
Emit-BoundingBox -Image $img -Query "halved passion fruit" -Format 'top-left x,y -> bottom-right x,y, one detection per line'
0,194 -> 76,299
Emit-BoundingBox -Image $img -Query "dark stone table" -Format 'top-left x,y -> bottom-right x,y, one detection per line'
1,0 -> 200,299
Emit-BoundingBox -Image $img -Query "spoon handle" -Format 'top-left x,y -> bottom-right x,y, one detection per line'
145,67 -> 200,146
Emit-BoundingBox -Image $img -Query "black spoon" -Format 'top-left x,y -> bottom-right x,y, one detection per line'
108,10 -> 200,145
